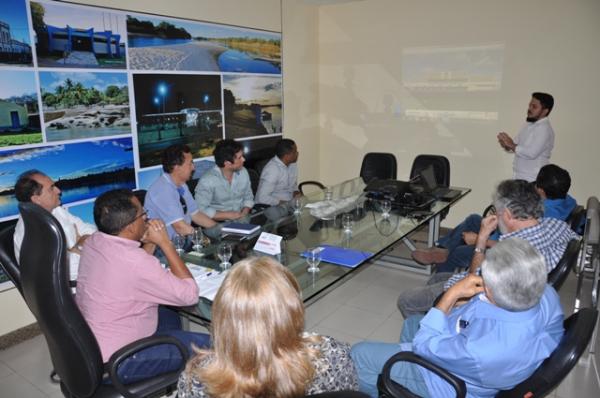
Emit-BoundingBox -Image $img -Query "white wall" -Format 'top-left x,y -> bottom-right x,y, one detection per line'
316,0 -> 600,225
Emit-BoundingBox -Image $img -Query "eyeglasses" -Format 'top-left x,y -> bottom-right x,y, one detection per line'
130,210 -> 148,224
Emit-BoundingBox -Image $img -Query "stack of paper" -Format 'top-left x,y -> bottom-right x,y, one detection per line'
188,264 -> 228,301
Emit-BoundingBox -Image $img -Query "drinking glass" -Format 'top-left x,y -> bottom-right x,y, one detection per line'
218,242 -> 233,269
342,213 -> 354,233
306,247 -> 322,273
172,234 -> 185,255
292,197 -> 302,215
192,228 -> 204,254
324,186 -> 333,201
381,199 -> 392,219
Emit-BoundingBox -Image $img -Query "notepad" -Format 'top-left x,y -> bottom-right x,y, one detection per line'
189,264 -> 228,301
222,222 -> 261,234
301,245 -> 373,268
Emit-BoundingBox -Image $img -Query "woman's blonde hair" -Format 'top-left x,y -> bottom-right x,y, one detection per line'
189,257 -> 318,398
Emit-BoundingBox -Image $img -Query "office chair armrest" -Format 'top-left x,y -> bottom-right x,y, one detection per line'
299,180 -> 325,195
106,335 -> 189,398
377,351 -> 466,398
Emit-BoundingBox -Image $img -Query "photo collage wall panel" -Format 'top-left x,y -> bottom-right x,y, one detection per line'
0,0 -> 282,287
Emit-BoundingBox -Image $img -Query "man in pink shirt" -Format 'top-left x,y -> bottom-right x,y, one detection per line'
76,189 -> 209,383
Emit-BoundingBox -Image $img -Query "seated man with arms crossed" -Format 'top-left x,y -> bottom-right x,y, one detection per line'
145,144 -> 216,239
194,139 -> 254,221
13,170 -> 96,281
255,138 -> 301,206
352,238 -> 564,398
76,189 -> 209,383
398,179 -> 578,318
413,164 -> 576,273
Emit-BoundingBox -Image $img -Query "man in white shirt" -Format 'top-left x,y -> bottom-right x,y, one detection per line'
497,92 -> 555,182
13,170 -> 96,280
255,139 -> 300,206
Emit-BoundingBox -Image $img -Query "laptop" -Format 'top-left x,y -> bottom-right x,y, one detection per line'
363,179 -> 412,200
419,165 -> 462,201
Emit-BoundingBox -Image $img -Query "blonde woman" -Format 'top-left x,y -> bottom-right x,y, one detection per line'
177,257 -> 359,398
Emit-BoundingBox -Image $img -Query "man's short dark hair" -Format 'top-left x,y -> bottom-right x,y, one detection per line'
162,144 -> 192,173
213,139 -> 243,167
14,170 -> 46,202
532,92 -> 554,114
493,179 -> 544,220
94,189 -> 137,236
276,139 -> 296,159
535,164 -> 571,200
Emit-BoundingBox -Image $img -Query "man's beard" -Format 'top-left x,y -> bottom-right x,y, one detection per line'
526,115 -> 539,123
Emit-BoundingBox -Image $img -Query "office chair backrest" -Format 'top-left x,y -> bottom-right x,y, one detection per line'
248,167 -> 260,195
410,154 -> 450,187
19,203 -> 104,398
566,205 -> 585,234
0,224 -> 21,295
586,197 -> 599,245
133,189 -> 147,206
360,152 -> 397,183
547,239 -> 582,291
496,308 -> 598,398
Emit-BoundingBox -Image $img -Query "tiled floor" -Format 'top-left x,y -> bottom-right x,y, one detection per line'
0,261 -> 599,397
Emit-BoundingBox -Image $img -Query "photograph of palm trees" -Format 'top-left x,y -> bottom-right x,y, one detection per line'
223,75 -> 282,139
132,73 -> 223,168
0,70 -> 42,146
30,0 -> 127,69
0,137 -> 136,220
127,14 -> 281,74
0,0 -> 33,66
40,71 -> 130,142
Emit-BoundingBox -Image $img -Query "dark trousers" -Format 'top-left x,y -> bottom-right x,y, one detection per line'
116,307 -> 210,384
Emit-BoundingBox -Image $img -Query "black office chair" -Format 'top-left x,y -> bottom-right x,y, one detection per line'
248,167 -> 261,196
547,239 -> 582,291
566,205 -> 586,234
377,351 -> 466,398
360,152 -> 397,183
299,180 -> 326,195
18,202 -> 189,398
409,154 -> 450,187
377,308 -> 598,398
0,223 -> 21,295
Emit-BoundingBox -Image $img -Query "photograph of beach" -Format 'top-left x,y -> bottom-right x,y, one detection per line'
132,73 -> 223,168
0,137 -> 136,220
127,14 -> 281,74
0,70 -> 42,147
40,71 -> 131,142
223,75 -> 282,139
30,1 -> 127,69
0,0 -> 33,66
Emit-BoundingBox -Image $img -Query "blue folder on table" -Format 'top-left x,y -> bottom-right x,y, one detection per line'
301,245 -> 373,268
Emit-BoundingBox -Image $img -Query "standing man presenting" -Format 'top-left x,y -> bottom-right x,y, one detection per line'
145,144 -> 216,239
255,138 -> 300,206
497,92 -> 555,181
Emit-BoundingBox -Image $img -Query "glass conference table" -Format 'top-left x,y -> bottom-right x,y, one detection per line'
178,177 -> 469,325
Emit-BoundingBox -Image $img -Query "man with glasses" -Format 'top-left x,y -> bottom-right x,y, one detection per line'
13,170 -> 96,281
397,179 -> 578,319
194,139 -> 254,221
76,189 -> 209,383
145,144 -> 216,239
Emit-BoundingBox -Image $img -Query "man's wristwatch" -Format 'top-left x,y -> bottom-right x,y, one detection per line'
474,247 -> 486,254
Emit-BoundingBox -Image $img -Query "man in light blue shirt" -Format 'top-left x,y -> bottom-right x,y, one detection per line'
145,144 -> 216,238
351,238 -> 564,398
194,139 -> 254,221
255,139 -> 300,206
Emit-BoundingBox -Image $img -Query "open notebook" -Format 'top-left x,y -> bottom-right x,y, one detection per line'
187,263 -> 228,301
